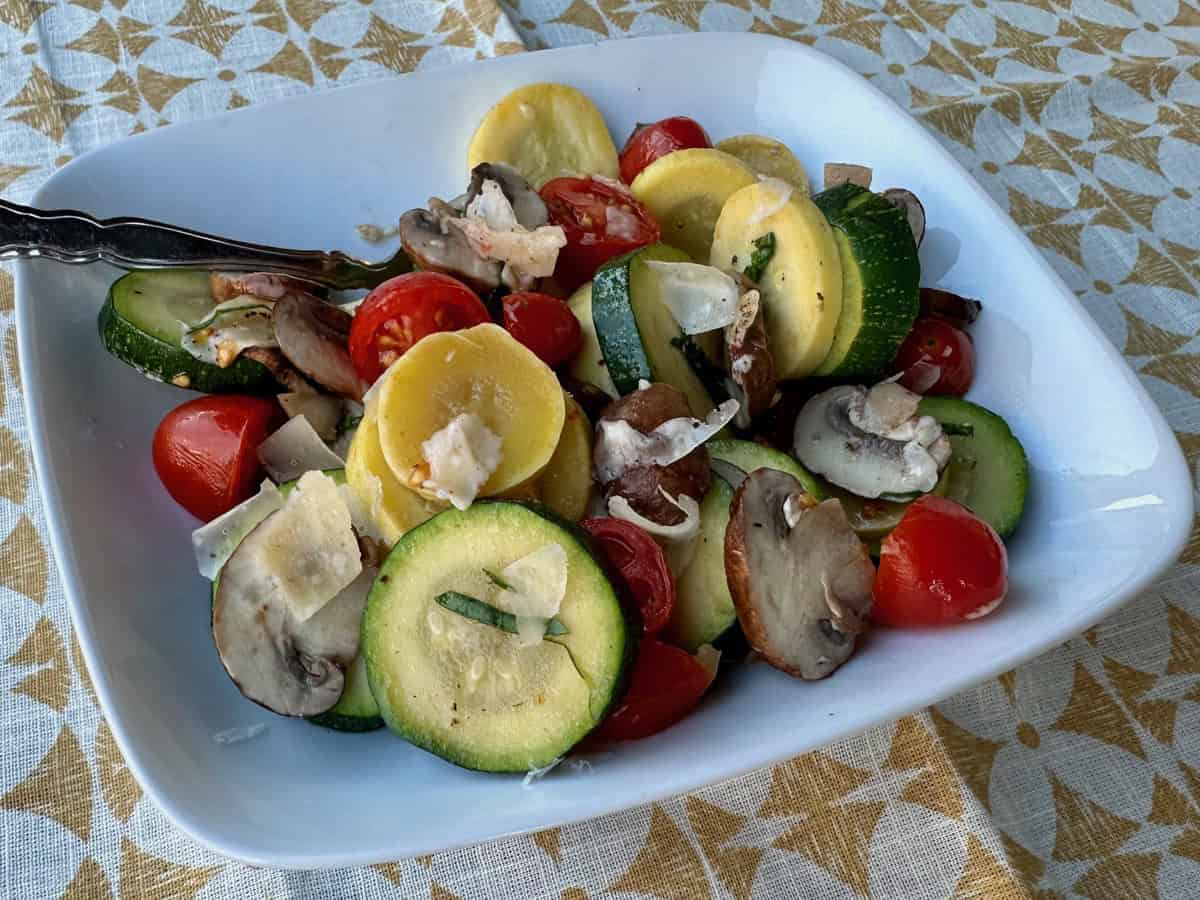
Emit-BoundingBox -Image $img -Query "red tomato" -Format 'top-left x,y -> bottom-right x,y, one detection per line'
540,177 -> 661,293
619,117 -> 712,184
501,291 -> 583,368
152,395 -> 283,522
893,317 -> 975,396
348,272 -> 490,384
580,517 -> 675,636
872,496 -> 1008,627
591,640 -> 715,742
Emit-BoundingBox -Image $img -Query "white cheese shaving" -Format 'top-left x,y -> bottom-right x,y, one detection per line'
643,261 -> 739,335
421,413 -> 503,510
180,297 -> 276,367
247,471 -> 362,622
192,479 -> 284,580
257,416 -> 346,483
605,204 -> 642,241
747,178 -> 794,226
522,756 -> 563,788
277,390 -> 342,442
465,179 -> 519,231
447,188 -> 568,289
594,399 -> 740,485
608,490 -> 702,576
495,543 -> 569,647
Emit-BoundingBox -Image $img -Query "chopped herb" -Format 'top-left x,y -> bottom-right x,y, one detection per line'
337,413 -> 363,438
941,422 -> 975,437
482,568 -> 512,590
743,232 -> 776,283
435,591 -> 568,637
671,331 -> 731,404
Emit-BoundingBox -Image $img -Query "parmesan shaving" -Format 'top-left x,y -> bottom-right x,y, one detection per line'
643,261 -> 740,334
257,415 -> 346,483
192,480 -> 284,580
747,178 -> 794,226
594,399 -> 740,484
421,413 -> 503,510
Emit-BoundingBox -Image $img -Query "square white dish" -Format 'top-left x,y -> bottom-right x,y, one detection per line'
16,32 -> 1193,868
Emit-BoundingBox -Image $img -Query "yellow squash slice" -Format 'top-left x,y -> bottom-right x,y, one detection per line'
375,323 -> 565,500
629,148 -> 756,262
537,393 -> 594,521
715,135 -> 808,192
710,181 -> 843,379
566,282 -> 618,399
345,410 -> 444,546
467,83 -> 619,188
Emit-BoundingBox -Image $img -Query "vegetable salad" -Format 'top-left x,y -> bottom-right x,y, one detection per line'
98,82 -> 1029,773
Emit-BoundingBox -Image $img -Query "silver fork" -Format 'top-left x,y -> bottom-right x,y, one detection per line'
0,199 -> 411,290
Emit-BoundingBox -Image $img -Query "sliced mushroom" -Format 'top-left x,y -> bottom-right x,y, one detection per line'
824,162 -> 872,190
919,286 -> 982,327
463,162 -> 548,230
725,288 -> 777,427
397,208 -> 502,294
880,188 -> 926,247
724,468 -> 875,680
792,383 -> 951,499
241,346 -> 310,394
596,383 -> 713,526
209,271 -> 321,303
212,516 -> 372,717
272,292 -> 366,400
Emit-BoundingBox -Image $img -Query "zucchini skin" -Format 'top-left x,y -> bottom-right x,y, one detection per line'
811,182 -> 920,378
591,250 -> 654,394
98,287 -> 277,395
306,711 -> 384,732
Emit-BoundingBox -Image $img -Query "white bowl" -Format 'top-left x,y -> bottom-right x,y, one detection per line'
16,32 -> 1192,868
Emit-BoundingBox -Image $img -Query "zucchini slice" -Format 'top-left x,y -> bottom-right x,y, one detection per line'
710,182 -> 844,379
591,244 -> 720,417
811,182 -> 920,377
917,397 -> 1029,538
630,148 -> 757,263
99,270 -> 276,394
667,476 -> 737,652
307,655 -> 383,732
467,83 -> 619,189
363,502 -> 629,772
715,135 -> 808,192
705,439 -> 824,500
566,282 -> 619,399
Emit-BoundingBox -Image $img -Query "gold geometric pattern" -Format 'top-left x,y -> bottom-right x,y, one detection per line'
2,0 -> 1200,894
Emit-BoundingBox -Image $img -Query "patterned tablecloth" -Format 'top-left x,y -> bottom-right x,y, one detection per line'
0,0 -> 1197,896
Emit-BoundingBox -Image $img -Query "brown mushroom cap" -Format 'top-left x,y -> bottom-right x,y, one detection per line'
397,208 -> 502,294
272,292 -> 365,400
724,468 -> 875,680
597,383 -> 712,525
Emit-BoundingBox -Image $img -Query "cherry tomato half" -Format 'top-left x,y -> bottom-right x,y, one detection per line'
348,272 -> 490,385
893,317 -> 975,396
591,640 -> 716,742
872,495 -> 1008,627
580,517 -> 675,636
152,395 -> 283,522
540,177 -> 661,294
501,291 -> 583,368
619,117 -> 712,184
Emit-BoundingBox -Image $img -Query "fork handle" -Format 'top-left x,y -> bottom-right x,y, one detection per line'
0,199 -> 399,290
